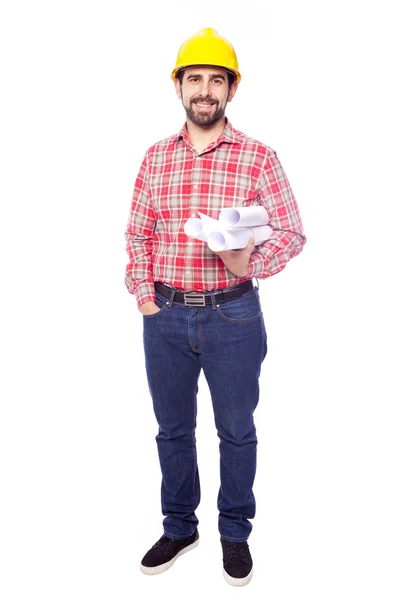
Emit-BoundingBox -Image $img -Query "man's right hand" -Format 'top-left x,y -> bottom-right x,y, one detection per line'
139,301 -> 161,316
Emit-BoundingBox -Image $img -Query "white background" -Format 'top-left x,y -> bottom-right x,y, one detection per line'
1,0 -> 399,598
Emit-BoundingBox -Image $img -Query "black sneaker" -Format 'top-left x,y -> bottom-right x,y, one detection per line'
140,530 -> 199,575
221,538 -> 253,586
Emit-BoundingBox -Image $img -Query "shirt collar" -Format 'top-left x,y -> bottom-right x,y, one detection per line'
173,118 -> 243,149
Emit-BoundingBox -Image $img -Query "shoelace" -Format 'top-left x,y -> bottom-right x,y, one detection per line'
225,541 -> 251,563
154,536 -> 174,556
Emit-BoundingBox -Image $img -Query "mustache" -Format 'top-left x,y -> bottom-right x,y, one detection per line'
190,96 -> 217,105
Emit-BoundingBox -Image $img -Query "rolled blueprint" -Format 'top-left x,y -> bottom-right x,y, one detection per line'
184,212 -> 222,241
219,206 -> 269,227
208,224 -> 273,252
198,212 -> 221,232
184,218 -> 208,241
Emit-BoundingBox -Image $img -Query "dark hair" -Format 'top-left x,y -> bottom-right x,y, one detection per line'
176,67 -> 236,90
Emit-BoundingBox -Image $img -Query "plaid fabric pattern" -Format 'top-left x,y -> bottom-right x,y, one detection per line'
125,119 -> 306,307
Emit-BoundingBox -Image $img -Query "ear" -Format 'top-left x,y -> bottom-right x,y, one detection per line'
174,79 -> 182,99
227,81 -> 239,103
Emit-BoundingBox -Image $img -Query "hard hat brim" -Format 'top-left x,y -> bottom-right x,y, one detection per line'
171,64 -> 241,82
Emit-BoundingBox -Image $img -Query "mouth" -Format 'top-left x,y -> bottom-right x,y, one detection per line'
192,98 -> 216,111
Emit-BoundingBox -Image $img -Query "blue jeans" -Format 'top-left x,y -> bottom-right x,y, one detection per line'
142,286 -> 267,542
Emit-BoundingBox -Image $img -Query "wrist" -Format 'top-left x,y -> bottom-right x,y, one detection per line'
139,301 -> 159,315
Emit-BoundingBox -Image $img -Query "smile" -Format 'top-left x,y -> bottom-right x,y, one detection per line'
194,102 -> 215,110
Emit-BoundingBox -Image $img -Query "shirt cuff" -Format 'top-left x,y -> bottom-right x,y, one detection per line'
135,282 -> 156,308
247,251 -> 266,278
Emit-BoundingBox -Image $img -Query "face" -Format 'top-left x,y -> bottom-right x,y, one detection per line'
175,67 -> 238,127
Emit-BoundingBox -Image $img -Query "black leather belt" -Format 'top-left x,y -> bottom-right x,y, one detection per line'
155,280 -> 254,307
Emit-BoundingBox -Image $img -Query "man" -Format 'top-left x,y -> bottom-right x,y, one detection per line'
125,27 -> 306,587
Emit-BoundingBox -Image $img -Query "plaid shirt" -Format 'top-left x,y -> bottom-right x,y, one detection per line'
125,119 -> 306,307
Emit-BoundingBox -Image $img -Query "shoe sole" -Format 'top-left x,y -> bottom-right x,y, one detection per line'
140,538 -> 200,575
223,567 -> 254,587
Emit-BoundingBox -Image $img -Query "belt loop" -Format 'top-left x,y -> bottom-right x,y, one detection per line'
166,288 -> 176,307
210,291 -> 217,310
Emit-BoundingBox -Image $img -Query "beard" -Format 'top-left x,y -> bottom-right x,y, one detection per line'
183,95 -> 227,127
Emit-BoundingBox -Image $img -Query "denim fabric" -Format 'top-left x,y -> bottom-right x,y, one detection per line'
142,287 -> 267,542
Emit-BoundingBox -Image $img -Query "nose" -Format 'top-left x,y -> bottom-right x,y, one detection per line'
198,79 -> 211,97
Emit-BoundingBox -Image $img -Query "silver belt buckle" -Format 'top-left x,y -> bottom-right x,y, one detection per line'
184,292 -> 206,307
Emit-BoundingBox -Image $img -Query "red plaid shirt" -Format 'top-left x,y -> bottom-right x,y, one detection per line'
125,119 -> 306,307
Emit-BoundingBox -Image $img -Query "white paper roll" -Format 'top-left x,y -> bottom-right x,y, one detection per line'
184,213 -> 222,242
184,218 -> 208,241
207,225 -> 273,252
219,206 -> 269,227
198,212 -> 221,233
251,224 -> 272,245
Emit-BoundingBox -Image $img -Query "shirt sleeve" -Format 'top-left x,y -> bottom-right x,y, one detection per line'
247,151 -> 306,279
124,152 -> 157,307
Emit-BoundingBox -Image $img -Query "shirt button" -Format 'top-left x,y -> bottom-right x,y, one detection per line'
191,213 -> 196,218
186,270 -> 191,275
188,242 -> 193,246
193,184 -> 198,189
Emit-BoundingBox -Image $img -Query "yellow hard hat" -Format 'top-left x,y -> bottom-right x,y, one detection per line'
171,27 -> 241,82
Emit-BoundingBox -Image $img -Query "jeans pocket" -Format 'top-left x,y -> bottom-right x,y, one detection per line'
216,289 -> 261,323
142,293 -> 168,319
